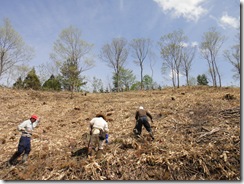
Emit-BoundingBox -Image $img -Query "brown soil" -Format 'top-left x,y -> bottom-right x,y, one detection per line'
0,86 -> 240,180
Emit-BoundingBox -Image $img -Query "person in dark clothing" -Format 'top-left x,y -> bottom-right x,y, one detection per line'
134,106 -> 154,140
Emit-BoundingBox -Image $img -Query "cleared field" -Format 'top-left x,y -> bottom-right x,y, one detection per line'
0,86 -> 240,180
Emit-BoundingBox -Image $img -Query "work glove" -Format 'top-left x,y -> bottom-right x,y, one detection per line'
105,133 -> 109,143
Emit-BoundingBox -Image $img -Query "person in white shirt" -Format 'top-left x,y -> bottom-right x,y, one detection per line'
88,113 -> 109,157
8,115 -> 40,165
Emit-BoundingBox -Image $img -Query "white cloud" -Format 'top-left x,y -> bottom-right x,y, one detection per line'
181,42 -> 188,47
220,12 -> 239,29
169,69 -> 183,79
182,41 -> 198,47
191,42 -> 198,47
153,0 -> 208,22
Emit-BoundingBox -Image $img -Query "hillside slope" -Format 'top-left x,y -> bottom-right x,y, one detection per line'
0,86 -> 240,180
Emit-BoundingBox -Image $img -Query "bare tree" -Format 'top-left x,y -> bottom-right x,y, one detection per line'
130,38 -> 152,90
50,25 -> 94,73
36,61 -> 59,85
224,31 -> 240,80
149,50 -> 157,80
91,76 -> 103,93
200,27 -> 225,87
158,29 -> 187,88
161,50 -> 176,87
50,26 -> 94,92
180,45 -> 196,86
7,65 -> 30,86
100,37 -> 128,92
0,18 -> 34,80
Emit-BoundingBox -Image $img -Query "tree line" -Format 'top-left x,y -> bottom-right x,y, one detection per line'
0,18 -> 240,93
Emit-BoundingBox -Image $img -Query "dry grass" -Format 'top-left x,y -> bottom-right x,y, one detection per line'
0,86 -> 240,180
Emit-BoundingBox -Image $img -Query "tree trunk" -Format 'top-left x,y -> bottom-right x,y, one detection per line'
140,63 -> 143,90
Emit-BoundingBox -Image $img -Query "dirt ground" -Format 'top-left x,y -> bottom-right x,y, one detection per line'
0,86 -> 240,180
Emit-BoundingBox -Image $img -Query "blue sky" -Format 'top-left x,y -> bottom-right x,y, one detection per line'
0,0 -> 241,90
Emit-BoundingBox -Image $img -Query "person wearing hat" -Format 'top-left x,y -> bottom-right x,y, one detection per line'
88,113 -> 109,158
8,115 -> 41,165
133,106 -> 154,140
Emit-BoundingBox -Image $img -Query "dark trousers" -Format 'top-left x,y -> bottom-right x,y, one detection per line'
134,117 -> 152,135
9,136 -> 31,164
17,136 -> 31,155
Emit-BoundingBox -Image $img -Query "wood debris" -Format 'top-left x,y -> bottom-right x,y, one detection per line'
0,86 -> 240,180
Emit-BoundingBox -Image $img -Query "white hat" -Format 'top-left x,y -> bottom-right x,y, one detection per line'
139,106 -> 144,109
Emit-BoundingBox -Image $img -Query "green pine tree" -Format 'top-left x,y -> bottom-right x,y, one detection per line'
197,74 -> 209,85
42,74 -> 61,91
60,59 -> 86,92
23,68 -> 41,90
13,76 -> 24,89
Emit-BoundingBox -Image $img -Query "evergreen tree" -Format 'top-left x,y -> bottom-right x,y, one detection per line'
112,67 -> 136,91
23,68 -> 41,90
13,76 -> 23,89
99,86 -> 104,93
60,59 -> 86,92
42,74 -> 61,91
143,75 -> 153,90
197,74 -> 209,85
105,87 -> 109,93
130,82 -> 141,91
